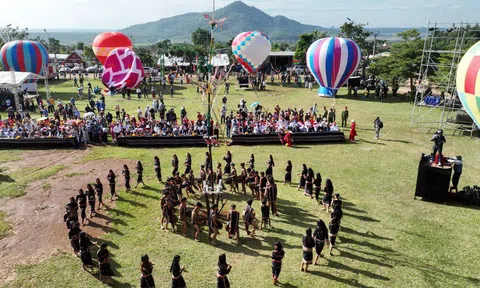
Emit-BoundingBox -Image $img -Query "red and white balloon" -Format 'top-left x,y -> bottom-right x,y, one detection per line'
101,48 -> 144,90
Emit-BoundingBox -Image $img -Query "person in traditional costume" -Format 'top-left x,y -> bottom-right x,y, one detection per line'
271,242 -> 285,285
300,228 -> 315,272
313,220 -> 328,265
216,254 -> 232,288
79,231 -> 96,271
227,204 -> 240,243
140,254 -> 155,288
97,242 -> 115,283
122,165 -> 131,192
349,120 -> 357,142
170,255 -> 186,288
284,160 -> 292,186
154,156 -> 162,182
135,161 -> 145,188
283,130 -> 293,147
107,170 -> 117,201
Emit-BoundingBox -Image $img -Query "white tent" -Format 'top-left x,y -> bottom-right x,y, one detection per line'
0,71 -> 45,112
210,54 -> 230,67
0,71 -> 45,89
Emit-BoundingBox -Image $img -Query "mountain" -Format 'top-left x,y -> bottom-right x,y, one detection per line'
120,1 -> 323,43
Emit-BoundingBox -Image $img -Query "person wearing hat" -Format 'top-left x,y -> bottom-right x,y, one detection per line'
431,130 -> 446,166
140,254 -> 155,288
349,120 -> 357,142
271,241 -> 285,285
450,156 -> 463,193
97,242 -> 115,283
191,202 -> 203,241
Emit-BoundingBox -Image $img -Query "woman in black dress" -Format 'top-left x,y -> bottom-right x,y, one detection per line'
122,164 -> 131,191
331,193 -> 343,225
266,177 -> 278,216
75,189 -> 87,226
284,160 -> 292,186
68,220 -> 81,255
140,254 -> 155,288
217,254 -> 232,288
265,155 -> 274,177
107,170 -> 117,201
86,184 -> 96,218
135,161 -> 145,188
249,154 -> 255,170
184,153 -> 192,174
154,156 -> 162,182
304,170 -> 313,198
97,242 -> 115,283
227,204 -> 240,243
271,241 -> 285,286
205,152 -> 212,171
322,179 -> 334,213
223,151 -> 232,175
314,173 -> 322,203
170,255 -> 186,288
79,231 -> 96,271
300,228 -> 315,272
313,219 -> 328,265
329,216 -> 340,256
172,154 -> 179,176
94,178 -> 104,210
297,164 -> 307,190
209,204 -> 220,244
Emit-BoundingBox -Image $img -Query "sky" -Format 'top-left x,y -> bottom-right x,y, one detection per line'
1,0 -> 479,30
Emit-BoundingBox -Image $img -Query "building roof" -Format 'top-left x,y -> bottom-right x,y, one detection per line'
269,51 -> 295,57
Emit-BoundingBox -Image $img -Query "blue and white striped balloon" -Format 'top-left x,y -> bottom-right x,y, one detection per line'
306,37 -> 361,89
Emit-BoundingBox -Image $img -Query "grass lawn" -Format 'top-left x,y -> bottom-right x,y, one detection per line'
2,77 -> 480,287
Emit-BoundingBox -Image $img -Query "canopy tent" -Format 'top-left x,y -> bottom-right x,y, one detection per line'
157,55 -> 190,67
210,54 -> 230,67
0,71 -> 45,112
0,71 -> 45,89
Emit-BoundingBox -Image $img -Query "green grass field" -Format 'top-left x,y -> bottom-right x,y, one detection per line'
2,77 -> 480,288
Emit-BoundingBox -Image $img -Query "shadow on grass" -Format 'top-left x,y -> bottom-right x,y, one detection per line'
107,207 -> 135,218
0,174 -> 15,182
95,212 -> 127,226
341,226 -> 393,241
116,195 -> 147,208
341,201 -> 367,214
129,189 -> 160,200
309,269 -> 376,288
87,218 -> 124,236
343,212 -> 380,222
326,258 -> 391,281
382,139 -> 412,144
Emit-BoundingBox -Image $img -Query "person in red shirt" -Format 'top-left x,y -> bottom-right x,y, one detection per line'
349,120 -> 357,142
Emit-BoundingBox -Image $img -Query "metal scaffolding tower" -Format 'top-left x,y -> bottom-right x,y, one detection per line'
410,21 -> 480,137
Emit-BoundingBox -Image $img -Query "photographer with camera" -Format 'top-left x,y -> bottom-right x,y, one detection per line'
430,130 -> 446,166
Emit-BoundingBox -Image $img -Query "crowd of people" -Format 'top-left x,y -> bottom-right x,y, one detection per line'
223,100 -> 350,137
61,150 -> 344,287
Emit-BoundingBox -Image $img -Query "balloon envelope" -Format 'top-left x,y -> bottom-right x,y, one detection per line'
101,48 -> 144,90
232,31 -> 271,73
318,86 -> 336,97
307,37 -> 361,89
0,40 -> 49,77
456,41 -> 480,128
92,32 -> 133,64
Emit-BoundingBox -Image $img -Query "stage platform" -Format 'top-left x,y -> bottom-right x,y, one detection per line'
228,132 -> 345,146
116,136 -> 206,147
0,138 -> 78,149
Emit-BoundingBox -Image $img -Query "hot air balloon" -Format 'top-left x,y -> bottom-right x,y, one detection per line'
101,48 -> 144,90
456,41 -> 480,128
306,37 -> 361,91
0,40 -> 49,77
232,31 -> 271,73
92,32 -> 133,64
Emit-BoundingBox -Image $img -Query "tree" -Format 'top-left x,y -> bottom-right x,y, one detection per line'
83,47 -> 97,63
76,41 -> 85,51
272,42 -> 291,52
368,29 -> 423,92
191,28 -> 210,47
0,25 -> 29,44
47,37 -> 62,54
339,20 -> 372,78
157,39 -> 172,55
294,31 -> 328,63
135,46 -> 155,67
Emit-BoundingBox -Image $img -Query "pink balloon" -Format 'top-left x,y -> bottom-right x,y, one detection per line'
102,48 -> 144,90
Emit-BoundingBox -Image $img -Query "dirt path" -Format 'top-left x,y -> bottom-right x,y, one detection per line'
0,150 -> 135,285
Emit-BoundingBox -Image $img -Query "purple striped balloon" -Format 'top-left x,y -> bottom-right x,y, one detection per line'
306,37 -> 361,89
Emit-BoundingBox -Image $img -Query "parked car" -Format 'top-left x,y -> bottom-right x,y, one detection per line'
293,65 -> 307,75
58,67 -> 72,73
71,66 -> 86,73
143,67 -> 153,75
86,65 -> 100,73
